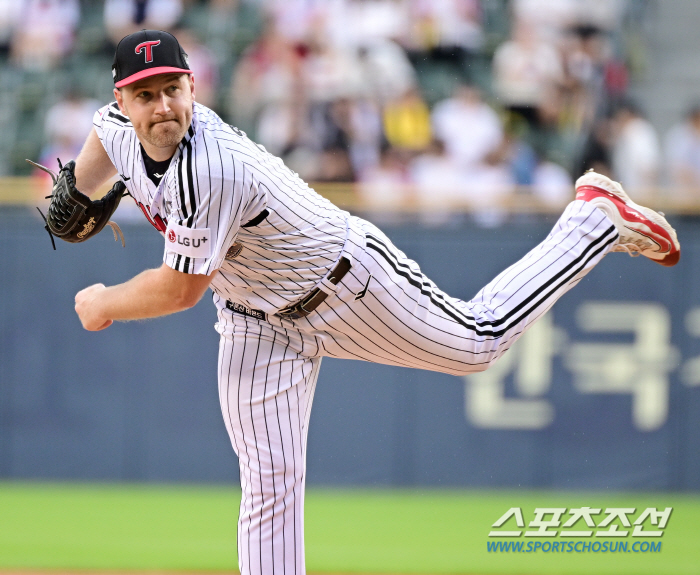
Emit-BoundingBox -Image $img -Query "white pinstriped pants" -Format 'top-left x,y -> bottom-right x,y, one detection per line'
215,201 -> 618,575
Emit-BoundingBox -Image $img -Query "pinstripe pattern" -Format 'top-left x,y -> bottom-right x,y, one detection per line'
211,200 -> 615,575
216,313 -> 320,575
94,101 -> 619,575
93,102 -> 347,312
255,200 -> 616,377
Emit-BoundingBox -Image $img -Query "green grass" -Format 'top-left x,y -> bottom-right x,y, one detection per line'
0,483 -> 698,574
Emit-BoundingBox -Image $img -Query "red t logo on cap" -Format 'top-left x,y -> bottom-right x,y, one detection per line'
135,40 -> 161,63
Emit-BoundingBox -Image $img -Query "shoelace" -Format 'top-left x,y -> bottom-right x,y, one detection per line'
612,243 -> 642,257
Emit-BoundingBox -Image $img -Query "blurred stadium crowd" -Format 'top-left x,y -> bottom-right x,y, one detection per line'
2,0 -> 700,209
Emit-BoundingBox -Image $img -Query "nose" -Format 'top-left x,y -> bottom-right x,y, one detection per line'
154,92 -> 171,115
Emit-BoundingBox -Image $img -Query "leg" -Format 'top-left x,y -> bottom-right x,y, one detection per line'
217,311 -> 320,575
309,200 -> 618,375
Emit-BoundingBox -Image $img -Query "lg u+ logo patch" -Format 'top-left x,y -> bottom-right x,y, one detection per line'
165,222 -> 212,259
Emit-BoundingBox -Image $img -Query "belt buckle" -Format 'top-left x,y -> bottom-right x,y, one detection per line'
277,306 -> 304,320
276,258 -> 350,320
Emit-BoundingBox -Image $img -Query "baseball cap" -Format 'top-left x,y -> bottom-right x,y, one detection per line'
112,30 -> 192,88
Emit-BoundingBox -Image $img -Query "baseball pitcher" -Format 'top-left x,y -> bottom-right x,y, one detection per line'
39,30 -> 680,575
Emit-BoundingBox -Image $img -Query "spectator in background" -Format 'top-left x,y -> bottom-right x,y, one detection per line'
173,28 -> 219,110
33,88 -> 100,197
410,140 -> 515,227
512,0 -> 624,39
39,89 -> 101,170
190,0 -> 242,65
511,0 -> 576,41
409,138 -> 472,225
610,101 -> 660,199
256,98 -> 306,158
569,0 -> 625,33
407,0 -> 483,56
357,38 -> 417,104
532,154 -> 573,206
559,26 -> 610,131
310,98 -> 355,182
409,138 -> 466,202
338,0 -> 411,48
104,0 -> 183,46
431,83 -> 503,167
499,110 -> 572,208
0,0 -> 23,56
263,0 -> 325,46
345,96 -> 383,179
578,116 -> 613,176
11,0 -> 80,70
492,17 -> 564,132
302,25 -> 364,104
383,87 -> 432,152
228,21 -> 303,135
359,146 -> 411,211
665,104 -> 700,195
301,25 -> 366,180
460,149 -> 515,227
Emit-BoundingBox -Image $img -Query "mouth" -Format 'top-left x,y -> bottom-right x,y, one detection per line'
152,119 -> 178,127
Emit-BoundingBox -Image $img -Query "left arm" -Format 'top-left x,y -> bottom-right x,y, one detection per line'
75,264 -> 217,331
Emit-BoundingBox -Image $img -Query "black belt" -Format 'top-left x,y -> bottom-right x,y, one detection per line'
225,256 -> 352,322
276,256 -> 352,320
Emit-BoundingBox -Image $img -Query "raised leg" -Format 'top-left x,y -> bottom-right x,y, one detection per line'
310,201 -> 618,375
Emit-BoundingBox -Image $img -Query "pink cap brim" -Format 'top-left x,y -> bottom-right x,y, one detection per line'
115,66 -> 193,88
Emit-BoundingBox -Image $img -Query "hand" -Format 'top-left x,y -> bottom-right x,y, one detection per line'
75,283 -> 113,331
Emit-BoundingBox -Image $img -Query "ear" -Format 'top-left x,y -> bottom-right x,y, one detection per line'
188,74 -> 195,101
114,88 -> 128,116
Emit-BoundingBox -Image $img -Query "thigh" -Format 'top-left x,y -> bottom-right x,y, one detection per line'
216,309 -> 320,475
305,203 -> 615,375
305,226 -> 484,373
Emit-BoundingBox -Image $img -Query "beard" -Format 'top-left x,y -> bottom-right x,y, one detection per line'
143,118 -> 187,148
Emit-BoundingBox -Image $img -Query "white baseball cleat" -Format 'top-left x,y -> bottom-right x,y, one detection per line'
575,171 -> 680,267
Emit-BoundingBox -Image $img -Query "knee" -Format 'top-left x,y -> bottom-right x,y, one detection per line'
454,351 -> 503,377
454,363 -> 489,377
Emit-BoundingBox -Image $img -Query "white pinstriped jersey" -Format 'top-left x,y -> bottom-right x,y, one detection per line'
93,101 -> 349,313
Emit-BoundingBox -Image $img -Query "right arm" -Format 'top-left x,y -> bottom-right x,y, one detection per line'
74,127 -> 118,196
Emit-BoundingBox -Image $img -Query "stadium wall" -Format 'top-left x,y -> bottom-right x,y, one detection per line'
1,208 -> 698,490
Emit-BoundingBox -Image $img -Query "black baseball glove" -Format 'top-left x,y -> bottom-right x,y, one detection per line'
29,159 -> 127,250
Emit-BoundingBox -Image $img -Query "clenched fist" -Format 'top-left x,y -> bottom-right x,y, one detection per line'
75,283 -> 113,331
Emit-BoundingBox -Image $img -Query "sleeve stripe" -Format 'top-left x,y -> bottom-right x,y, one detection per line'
185,128 -> 197,228
107,110 -> 130,124
177,151 -> 189,221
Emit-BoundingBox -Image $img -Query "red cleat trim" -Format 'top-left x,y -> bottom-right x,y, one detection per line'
575,185 -> 675,257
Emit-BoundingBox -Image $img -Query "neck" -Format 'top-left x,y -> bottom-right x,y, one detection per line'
140,140 -> 177,162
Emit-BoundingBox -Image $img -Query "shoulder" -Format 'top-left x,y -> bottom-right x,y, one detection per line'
191,103 -> 270,169
193,103 -> 249,151
95,101 -> 132,130
97,102 -> 133,128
